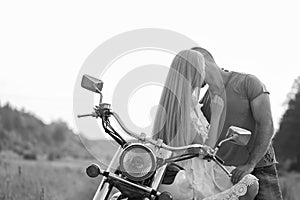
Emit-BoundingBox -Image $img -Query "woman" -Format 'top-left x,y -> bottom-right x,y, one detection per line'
152,50 -> 259,200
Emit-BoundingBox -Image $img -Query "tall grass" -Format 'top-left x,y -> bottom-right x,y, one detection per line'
0,155 -> 101,200
279,172 -> 300,200
1,153 -> 299,200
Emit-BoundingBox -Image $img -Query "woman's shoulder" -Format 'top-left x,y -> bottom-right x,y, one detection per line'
195,103 -> 210,128
190,102 -> 209,141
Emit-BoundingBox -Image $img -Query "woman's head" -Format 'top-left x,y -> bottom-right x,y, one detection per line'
170,50 -> 206,89
152,50 -> 206,147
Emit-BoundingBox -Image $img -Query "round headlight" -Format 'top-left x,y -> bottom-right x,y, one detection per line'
119,144 -> 156,181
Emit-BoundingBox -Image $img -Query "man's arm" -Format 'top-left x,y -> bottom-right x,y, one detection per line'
247,93 -> 274,165
231,93 -> 274,184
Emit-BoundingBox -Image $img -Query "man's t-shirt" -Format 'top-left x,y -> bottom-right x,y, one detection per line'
201,71 -> 277,167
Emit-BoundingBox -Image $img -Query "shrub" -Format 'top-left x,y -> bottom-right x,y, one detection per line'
23,153 -> 37,160
47,152 -> 62,161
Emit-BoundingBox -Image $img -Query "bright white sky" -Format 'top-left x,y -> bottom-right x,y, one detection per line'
1,1 -> 299,139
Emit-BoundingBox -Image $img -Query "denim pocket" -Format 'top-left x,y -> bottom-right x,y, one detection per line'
252,165 -> 283,200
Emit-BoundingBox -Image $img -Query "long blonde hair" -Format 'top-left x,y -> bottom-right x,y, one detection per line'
152,50 -> 205,147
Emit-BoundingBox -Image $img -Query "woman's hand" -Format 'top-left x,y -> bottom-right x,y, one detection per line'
211,95 -> 224,116
201,145 -> 214,155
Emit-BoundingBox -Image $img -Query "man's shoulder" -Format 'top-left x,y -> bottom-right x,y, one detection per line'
228,71 -> 248,87
231,71 -> 260,80
230,71 -> 261,85
229,71 -> 269,100
231,71 -> 251,79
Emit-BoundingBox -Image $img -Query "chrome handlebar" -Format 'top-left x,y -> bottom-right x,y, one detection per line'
78,107 -> 231,176
77,110 -> 206,152
111,111 -> 230,176
110,111 -> 206,152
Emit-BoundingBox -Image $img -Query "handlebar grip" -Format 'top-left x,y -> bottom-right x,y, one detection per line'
77,113 -> 96,118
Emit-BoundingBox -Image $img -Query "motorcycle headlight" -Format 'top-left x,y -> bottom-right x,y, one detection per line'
120,144 -> 156,181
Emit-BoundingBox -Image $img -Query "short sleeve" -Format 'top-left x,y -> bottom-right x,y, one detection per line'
245,74 -> 269,101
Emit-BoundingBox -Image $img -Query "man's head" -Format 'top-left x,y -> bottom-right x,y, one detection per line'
191,47 -> 216,87
191,47 -> 225,88
191,47 -> 215,64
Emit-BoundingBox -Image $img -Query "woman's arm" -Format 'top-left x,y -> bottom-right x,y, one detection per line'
205,95 -> 224,147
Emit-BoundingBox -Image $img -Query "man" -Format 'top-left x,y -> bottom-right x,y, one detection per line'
192,47 -> 283,200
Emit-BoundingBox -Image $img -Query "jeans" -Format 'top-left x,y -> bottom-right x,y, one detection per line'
251,164 -> 283,200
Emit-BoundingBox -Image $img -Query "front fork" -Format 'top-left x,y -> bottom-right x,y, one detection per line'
151,148 -> 172,191
93,146 -> 123,200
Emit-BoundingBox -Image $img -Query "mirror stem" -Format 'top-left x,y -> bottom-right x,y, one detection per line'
93,84 -> 103,104
99,93 -> 103,104
214,135 -> 237,157
216,135 -> 237,149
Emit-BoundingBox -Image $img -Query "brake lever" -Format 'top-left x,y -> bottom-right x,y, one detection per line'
201,149 -> 231,177
203,154 -> 225,164
211,156 -> 232,177
214,155 -> 225,164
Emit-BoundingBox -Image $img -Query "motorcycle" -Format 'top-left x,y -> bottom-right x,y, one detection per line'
77,74 -> 252,200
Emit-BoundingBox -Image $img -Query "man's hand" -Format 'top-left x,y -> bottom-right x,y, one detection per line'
231,163 -> 255,184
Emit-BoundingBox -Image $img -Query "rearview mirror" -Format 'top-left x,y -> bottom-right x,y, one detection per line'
81,74 -> 103,93
225,126 -> 251,146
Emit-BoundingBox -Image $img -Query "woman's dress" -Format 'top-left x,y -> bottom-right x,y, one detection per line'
182,98 -> 258,200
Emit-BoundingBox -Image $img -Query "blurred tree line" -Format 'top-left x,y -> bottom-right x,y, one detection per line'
0,103 -> 91,160
274,76 -> 300,172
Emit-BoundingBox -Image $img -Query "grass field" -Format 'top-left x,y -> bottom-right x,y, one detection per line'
0,152 -> 101,200
279,171 -> 300,200
1,151 -> 300,200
